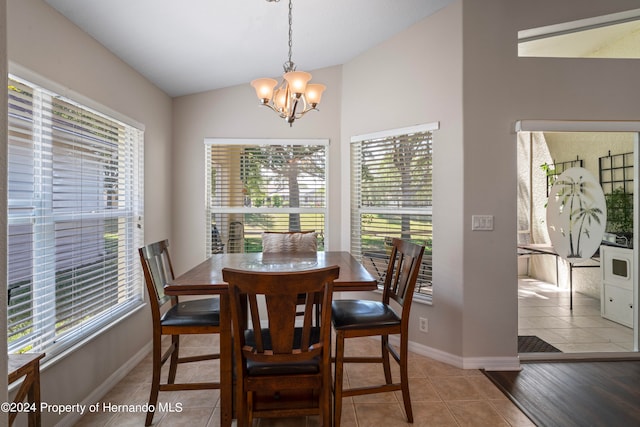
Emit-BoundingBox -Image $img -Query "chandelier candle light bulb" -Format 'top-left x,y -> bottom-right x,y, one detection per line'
251,78 -> 278,103
250,0 -> 326,126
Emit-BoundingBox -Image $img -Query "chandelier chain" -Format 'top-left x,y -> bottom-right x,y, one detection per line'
286,0 -> 294,71
252,0 -> 325,126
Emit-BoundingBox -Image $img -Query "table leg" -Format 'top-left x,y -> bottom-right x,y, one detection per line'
219,293 -> 233,427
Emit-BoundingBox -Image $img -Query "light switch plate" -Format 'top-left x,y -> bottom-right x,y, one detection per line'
472,215 -> 494,231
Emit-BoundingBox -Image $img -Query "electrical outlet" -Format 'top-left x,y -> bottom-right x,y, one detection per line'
419,317 -> 428,333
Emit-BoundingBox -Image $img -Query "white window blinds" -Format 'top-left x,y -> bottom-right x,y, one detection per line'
7,75 -> 144,357
205,139 -> 328,254
351,126 -> 435,298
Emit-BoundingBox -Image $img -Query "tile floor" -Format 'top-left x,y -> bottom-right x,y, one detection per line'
518,277 -> 634,353
73,335 -> 534,426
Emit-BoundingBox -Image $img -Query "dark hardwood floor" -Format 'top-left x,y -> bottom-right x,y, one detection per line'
483,360 -> 640,427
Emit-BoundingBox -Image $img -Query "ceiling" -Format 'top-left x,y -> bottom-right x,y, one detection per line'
44,0 -> 453,97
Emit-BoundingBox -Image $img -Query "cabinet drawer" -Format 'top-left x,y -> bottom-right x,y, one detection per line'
601,284 -> 633,328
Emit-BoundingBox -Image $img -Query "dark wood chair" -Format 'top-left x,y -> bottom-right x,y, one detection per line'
139,239 -> 221,426
222,265 -> 340,427
332,238 -> 425,426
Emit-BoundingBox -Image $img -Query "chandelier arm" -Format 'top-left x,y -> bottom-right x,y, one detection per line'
259,103 -> 280,114
295,103 -> 319,119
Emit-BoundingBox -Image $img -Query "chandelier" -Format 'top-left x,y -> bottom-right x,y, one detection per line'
250,0 -> 326,127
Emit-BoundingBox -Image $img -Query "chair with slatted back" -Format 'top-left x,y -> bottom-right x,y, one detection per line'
222,265 -> 339,427
331,238 -> 425,427
138,239 -> 221,426
262,231 -> 320,321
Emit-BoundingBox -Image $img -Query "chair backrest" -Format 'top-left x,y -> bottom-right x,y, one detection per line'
382,238 -> 425,311
262,230 -> 317,253
222,266 -> 339,364
139,240 -> 176,317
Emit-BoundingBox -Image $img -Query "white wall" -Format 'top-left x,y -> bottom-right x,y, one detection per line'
6,0 -> 173,425
171,65 -> 343,274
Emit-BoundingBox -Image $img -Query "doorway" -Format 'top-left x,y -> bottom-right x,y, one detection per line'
517,121 -> 640,358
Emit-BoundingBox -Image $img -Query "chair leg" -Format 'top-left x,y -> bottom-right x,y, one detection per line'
321,368 -> 331,427
333,331 -> 345,427
246,391 -> 254,427
381,334 -> 392,384
168,335 -> 179,384
399,336 -> 413,423
146,335 -> 163,426
236,381 -> 247,427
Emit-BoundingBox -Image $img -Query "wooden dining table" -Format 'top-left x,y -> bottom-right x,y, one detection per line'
164,251 -> 377,427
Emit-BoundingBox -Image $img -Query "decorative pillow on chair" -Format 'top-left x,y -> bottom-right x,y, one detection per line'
262,231 -> 318,253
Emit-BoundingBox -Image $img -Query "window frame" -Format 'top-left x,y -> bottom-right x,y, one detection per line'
7,69 -> 145,359
204,138 -> 329,255
350,123 -> 438,302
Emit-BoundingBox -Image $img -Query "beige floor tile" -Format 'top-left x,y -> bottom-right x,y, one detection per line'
172,389 -> 220,409
353,402 -> 407,427
411,401 -> 459,426
422,359 -> 467,377
335,402 -> 358,427
71,409 -> 117,427
429,376 -> 483,401
104,410 -> 154,427
72,322 -> 529,427
446,400 -> 509,426
395,377 -> 440,402
466,375 -> 508,400
157,406 -> 215,426
69,275 -> 632,427
518,277 -> 634,352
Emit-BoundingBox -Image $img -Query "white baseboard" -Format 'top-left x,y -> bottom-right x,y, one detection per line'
387,336 -> 522,371
55,342 -> 152,427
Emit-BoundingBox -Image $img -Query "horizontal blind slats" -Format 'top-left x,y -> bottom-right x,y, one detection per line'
351,130 -> 433,297
206,143 -> 327,254
7,75 -> 144,357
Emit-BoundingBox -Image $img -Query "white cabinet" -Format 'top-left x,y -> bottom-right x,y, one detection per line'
600,245 -> 634,328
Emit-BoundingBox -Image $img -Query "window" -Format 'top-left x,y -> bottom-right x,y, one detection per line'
205,139 -> 328,254
7,75 -> 144,357
350,124 -> 437,299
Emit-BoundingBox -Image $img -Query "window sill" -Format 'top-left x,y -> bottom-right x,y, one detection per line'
18,301 -> 147,385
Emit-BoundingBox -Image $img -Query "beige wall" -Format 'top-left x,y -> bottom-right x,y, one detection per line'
6,0 -> 173,425
461,0 -> 640,360
341,3 -> 466,359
